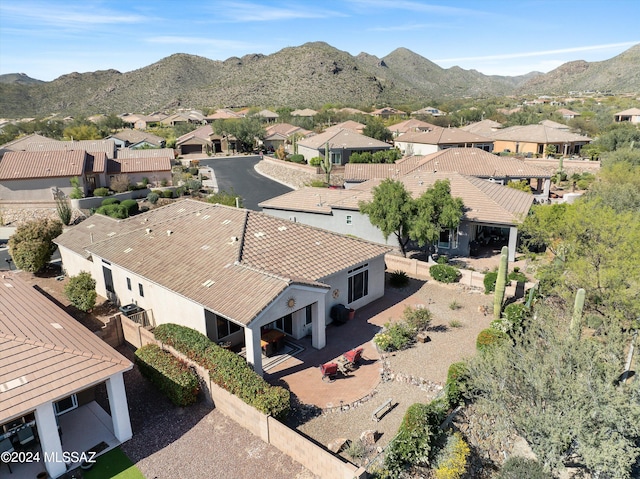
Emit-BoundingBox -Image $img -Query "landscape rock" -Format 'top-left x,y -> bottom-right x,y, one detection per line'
327,438 -> 348,453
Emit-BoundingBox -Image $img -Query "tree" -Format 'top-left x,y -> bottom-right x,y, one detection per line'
63,124 -> 101,140
363,117 -> 393,142
213,116 -> 265,152
64,272 -> 97,312
8,218 -> 63,272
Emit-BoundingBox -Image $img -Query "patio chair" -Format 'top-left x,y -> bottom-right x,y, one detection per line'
17,426 -> 36,447
341,347 -> 364,371
320,362 -> 339,382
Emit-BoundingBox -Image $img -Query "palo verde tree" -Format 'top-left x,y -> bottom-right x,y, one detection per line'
359,178 -> 464,257
8,218 -> 63,272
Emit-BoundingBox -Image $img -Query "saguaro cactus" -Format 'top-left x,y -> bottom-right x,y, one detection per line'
321,141 -> 333,185
571,288 -> 586,339
494,246 -> 509,321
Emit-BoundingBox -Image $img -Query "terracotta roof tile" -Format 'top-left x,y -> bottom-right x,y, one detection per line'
0,150 -> 87,180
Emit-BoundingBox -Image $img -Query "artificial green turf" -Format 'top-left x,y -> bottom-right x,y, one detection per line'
81,447 -> 145,479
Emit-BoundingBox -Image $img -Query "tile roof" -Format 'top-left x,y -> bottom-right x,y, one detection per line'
460,119 -> 503,136
109,129 -> 165,146
0,274 -> 131,422
297,128 -> 391,150
257,109 -> 279,118
55,200 -> 389,325
387,119 -> 439,134
539,119 -> 570,130
0,150 -> 87,180
395,127 -> 493,145
325,121 -> 366,134
615,108 -> 640,115
24,139 -> 117,159
0,133 -> 59,153
344,156 -> 425,182
205,109 -> 242,120
291,108 -> 318,117
264,123 -> 311,138
176,124 -> 214,144
489,124 -> 591,142
107,149 -> 173,174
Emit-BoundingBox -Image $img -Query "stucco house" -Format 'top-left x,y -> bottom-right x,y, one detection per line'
556,108 -> 580,120
54,200 -> 390,375
325,120 -> 366,135
0,133 -> 59,159
460,119 -> 503,137
412,106 -> 446,117
0,274 -> 132,478
108,129 -> 166,149
370,107 -> 407,119
296,128 -> 391,165
107,149 -> 174,188
291,108 -> 318,118
614,108 -> 640,124
387,119 -> 439,137
489,124 -> 591,156
343,148 -> 551,202
175,124 -> 237,156
262,123 -> 313,152
260,169 -> 535,262
394,127 -> 494,156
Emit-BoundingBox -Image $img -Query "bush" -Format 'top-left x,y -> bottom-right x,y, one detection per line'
120,199 -> 139,215
289,154 -> 305,164
135,344 -> 200,406
445,362 -> 468,407
8,218 -> 62,273
110,174 -> 130,193
508,270 -> 527,283
433,432 -> 470,479
152,324 -> 290,418
403,305 -> 432,333
497,457 -> 547,479
388,270 -> 409,288
309,156 -> 322,166
96,204 -> 128,219
93,187 -> 109,197
374,321 -> 413,352
101,198 -> 120,206
305,180 -> 326,187
384,401 -> 446,475
55,196 -> 72,226
146,192 -> 160,205
429,264 -> 460,283
64,271 -> 97,312
501,303 -> 526,332
162,189 -> 174,198
476,328 -> 508,352
484,271 -> 498,294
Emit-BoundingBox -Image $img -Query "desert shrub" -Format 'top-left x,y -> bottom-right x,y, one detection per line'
429,264 -> 460,283
64,271 -> 97,312
445,362 -> 468,407
449,300 -> 461,310
433,432 -> 470,479
188,167 -> 199,176
69,176 -> 83,199
8,218 -> 62,272
162,189 -> 174,198
93,187 -> 110,197
508,270 -> 527,283
388,270 -> 409,288
384,401 -> 446,475
403,305 -> 432,333
289,154 -> 305,164
96,204 -> 128,219
120,199 -> 139,215
110,174 -> 130,193
501,303 -> 526,330
345,440 -> 366,461
496,457 -> 547,479
55,196 -> 72,226
160,178 -> 168,187
101,198 -> 120,206
349,151 -> 373,163
305,179 -> 326,187
436,254 -> 449,264
374,321 -> 413,352
449,319 -> 462,328
484,271 -> 498,294
153,324 -> 290,418
309,156 -> 322,166
585,314 -> 604,329
146,192 -> 160,205
476,328 -> 508,352
135,344 -> 199,406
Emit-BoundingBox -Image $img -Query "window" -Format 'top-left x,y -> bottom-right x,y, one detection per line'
438,228 -> 459,249
331,151 -> 342,165
126,278 -> 131,291
348,264 -> 369,303
346,215 -> 352,225
138,283 -> 144,297
54,394 -> 78,416
216,315 -> 241,339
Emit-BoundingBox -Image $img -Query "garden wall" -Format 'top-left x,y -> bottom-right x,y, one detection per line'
71,189 -> 151,210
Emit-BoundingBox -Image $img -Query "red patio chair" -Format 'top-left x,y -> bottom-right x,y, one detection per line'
320,362 -> 339,382
342,347 -> 364,368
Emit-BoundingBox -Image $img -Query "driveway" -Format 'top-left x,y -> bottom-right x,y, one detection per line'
197,155 -> 292,211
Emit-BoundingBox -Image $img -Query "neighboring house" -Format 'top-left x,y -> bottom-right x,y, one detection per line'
161,110 -> 206,126
325,120 -> 366,135
539,119 -> 571,131
291,108 -> 318,117
55,200 -> 390,375
411,106 -> 446,117
614,108 -> 640,123
120,113 -> 166,130
108,149 -> 174,187
108,129 -> 166,149
296,128 -> 391,165
262,123 -> 312,151
205,109 -> 242,121
460,119 -> 503,137
260,170 -> 534,262
556,108 -> 580,120
175,124 -> 236,156
335,107 -> 368,116
370,107 -> 407,119
388,119 -> 439,137
25,139 -> 117,160
0,150 -> 106,201
256,110 -> 279,123
0,274 -> 133,479
394,127 -> 494,155
344,148 -> 551,202
0,133 -> 59,159
489,124 -> 591,156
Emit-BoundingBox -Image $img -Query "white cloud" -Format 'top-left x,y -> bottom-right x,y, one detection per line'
368,23 -> 446,32
347,0 -> 488,16
213,2 -> 346,22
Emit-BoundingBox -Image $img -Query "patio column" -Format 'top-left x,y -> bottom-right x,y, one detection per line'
34,402 -> 66,478
244,326 -> 263,376
106,373 -> 133,442
507,226 -> 518,262
312,297 -> 326,350
543,178 -> 551,199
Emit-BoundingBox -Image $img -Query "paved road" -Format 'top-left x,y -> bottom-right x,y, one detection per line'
197,155 -> 292,211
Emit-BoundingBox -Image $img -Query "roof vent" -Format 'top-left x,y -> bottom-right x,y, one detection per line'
50,322 -> 63,329
145,228 -> 152,234
0,376 -> 28,393
228,236 -> 239,244
202,214 -> 210,220
278,226 -> 287,231
254,232 -> 266,238
202,279 -> 215,288
124,247 -> 133,253
167,230 -> 173,236
86,224 -> 95,229
221,219 -> 231,225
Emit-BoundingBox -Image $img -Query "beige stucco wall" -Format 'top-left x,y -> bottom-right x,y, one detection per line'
394,140 -> 439,156
0,176 -> 79,201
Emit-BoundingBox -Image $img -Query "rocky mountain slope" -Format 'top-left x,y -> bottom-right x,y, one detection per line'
0,42 -> 638,118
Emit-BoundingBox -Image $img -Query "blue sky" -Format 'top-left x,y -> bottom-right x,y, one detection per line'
0,0 -> 639,81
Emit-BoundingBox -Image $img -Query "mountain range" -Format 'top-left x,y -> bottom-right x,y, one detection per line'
1,42 -> 639,118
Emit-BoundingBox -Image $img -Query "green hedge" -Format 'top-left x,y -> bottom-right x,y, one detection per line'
429,264 -> 460,283
93,187 -> 109,197
101,198 -> 120,206
135,344 -> 200,406
445,362 -> 468,408
483,271 -> 498,294
96,203 -> 128,219
154,324 -> 290,419
120,199 -> 139,215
